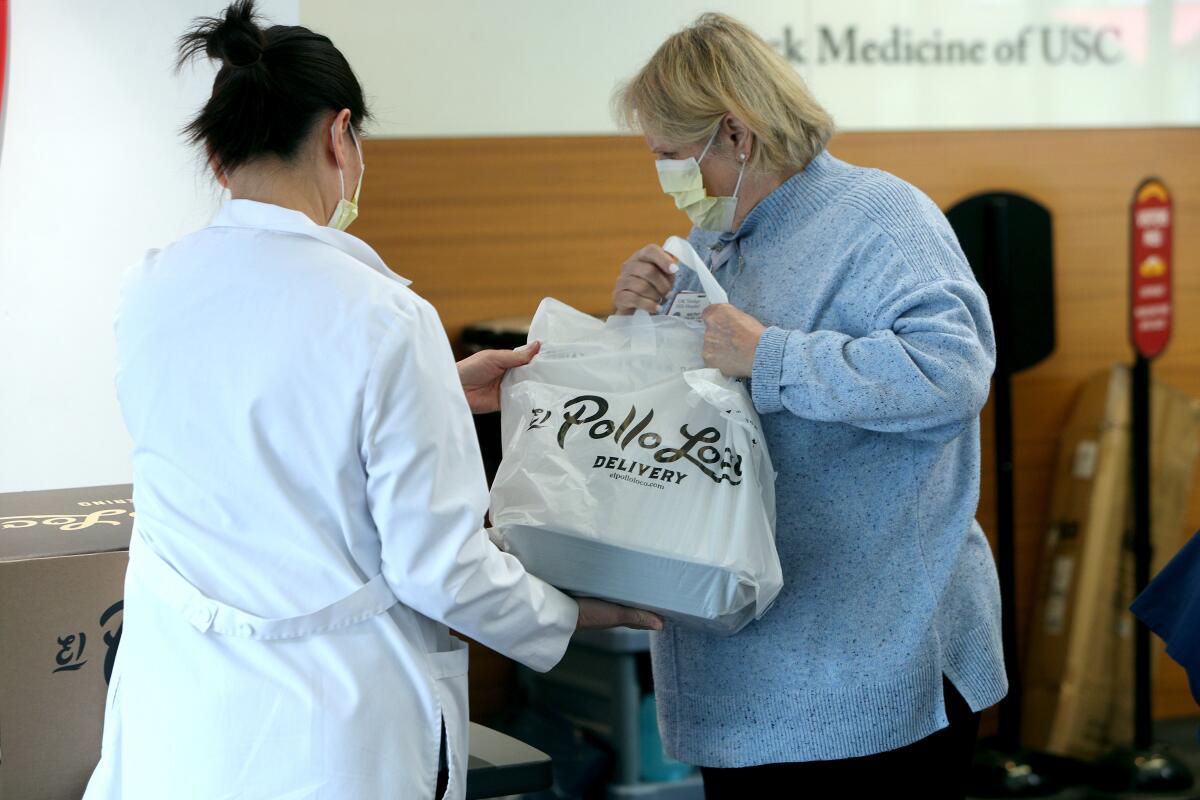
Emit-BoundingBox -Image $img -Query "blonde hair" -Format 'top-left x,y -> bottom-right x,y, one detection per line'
613,13 -> 834,174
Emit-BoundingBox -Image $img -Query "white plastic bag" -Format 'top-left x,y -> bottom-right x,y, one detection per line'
488,238 -> 782,634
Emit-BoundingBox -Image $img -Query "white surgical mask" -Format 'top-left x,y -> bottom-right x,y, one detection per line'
655,128 -> 746,233
328,122 -> 364,231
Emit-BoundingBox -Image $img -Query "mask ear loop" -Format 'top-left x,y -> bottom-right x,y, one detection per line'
697,126 -> 721,163
333,124 -> 365,201
348,126 -> 365,200
699,126 -> 748,197
330,121 -> 348,203
732,151 -> 747,198
350,125 -> 363,166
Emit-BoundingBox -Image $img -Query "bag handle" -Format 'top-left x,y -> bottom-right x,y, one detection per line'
664,236 -> 729,305
629,308 -> 657,354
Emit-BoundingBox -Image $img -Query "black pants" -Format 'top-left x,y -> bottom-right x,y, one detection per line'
434,719 -> 448,800
700,678 -> 981,800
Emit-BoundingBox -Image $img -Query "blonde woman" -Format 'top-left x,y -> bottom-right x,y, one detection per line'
612,14 -> 1006,798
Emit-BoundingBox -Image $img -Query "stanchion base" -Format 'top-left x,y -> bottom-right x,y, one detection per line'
969,745 -> 1061,797
1091,746 -> 1195,794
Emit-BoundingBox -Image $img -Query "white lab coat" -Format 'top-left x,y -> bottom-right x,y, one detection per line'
83,200 -> 578,800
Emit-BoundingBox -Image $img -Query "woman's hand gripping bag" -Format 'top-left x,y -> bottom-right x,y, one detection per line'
488,238 -> 782,634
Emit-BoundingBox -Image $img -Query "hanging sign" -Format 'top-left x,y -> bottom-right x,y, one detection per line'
1130,178 -> 1172,360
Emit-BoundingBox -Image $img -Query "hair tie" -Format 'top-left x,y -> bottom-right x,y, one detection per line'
230,47 -> 263,68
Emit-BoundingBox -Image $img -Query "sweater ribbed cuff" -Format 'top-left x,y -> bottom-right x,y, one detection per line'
751,326 -> 788,415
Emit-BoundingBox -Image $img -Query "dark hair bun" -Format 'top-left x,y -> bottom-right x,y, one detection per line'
178,0 -> 265,70
213,1 -> 265,67
176,0 -> 369,173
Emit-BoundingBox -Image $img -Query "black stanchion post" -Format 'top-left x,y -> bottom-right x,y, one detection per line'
1132,354 -> 1153,753
949,192 -> 1058,797
1090,177 -> 1192,794
987,197 -> 1022,753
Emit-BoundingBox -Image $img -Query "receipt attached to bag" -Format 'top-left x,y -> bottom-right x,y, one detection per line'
665,291 -> 710,321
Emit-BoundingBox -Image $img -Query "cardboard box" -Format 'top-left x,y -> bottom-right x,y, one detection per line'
1022,367 -> 1132,758
1022,367 -> 1200,758
1108,376 -> 1200,743
0,485 -> 133,800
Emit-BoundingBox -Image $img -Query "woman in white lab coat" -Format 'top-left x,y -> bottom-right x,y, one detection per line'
83,3 -> 660,799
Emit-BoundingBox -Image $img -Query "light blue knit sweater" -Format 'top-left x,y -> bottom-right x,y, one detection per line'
651,150 -> 1008,767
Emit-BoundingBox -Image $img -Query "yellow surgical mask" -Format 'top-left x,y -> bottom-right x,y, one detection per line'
328,122 -> 364,232
655,128 -> 746,233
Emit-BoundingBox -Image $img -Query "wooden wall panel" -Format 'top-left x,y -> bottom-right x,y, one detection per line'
356,128 -> 1200,721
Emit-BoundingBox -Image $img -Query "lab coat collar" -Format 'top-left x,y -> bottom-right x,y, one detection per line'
210,199 -> 412,287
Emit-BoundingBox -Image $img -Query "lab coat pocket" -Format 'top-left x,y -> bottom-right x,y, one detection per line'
427,637 -> 470,800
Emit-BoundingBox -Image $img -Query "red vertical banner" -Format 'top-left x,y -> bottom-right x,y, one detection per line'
1130,178 -> 1173,360
0,0 -> 7,129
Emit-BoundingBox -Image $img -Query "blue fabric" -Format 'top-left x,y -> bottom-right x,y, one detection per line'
650,150 -> 1009,767
1131,530 -> 1200,708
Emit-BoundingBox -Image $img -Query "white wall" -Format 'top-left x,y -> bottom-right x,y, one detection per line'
0,0 -> 297,492
303,0 -> 1200,137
